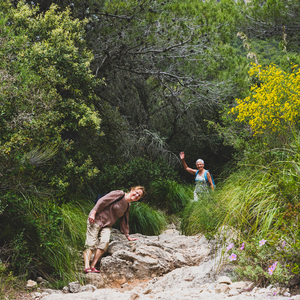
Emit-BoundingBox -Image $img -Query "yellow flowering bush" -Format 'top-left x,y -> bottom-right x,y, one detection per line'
231,63 -> 300,135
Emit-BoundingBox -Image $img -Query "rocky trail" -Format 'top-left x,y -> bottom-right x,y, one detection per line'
23,227 -> 300,300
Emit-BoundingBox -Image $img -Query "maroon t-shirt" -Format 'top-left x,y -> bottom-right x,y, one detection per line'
89,190 -> 130,235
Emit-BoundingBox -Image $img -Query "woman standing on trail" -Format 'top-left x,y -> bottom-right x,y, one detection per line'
83,186 -> 145,273
179,151 -> 214,201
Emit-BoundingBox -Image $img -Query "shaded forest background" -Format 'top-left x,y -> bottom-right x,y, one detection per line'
1,0 -> 300,293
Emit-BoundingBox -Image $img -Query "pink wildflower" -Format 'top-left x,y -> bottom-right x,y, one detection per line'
227,243 -> 234,252
229,253 -> 237,261
268,267 -> 273,275
268,262 -> 278,275
259,239 -> 266,246
240,242 -> 245,250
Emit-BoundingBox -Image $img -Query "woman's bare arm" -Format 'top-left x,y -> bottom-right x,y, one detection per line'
206,172 -> 214,191
179,151 -> 197,175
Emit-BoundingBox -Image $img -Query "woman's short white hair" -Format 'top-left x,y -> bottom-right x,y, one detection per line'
196,159 -> 204,165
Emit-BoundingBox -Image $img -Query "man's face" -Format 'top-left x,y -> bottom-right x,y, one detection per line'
130,189 -> 143,202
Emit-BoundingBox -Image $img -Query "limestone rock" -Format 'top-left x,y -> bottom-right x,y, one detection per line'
39,229 -> 300,300
40,288 -> 62,294
256,288 -> 269,294
217,276 -> 232,285
68,281 -> 81,293
26,279 -> 37,289
231,281 -> 254,291
276,286 -> 289,295
36,277 -> 44,283
35,276 -> 48,287
130,293 -> 140,300
41,292 -> 50,297
228,288 -> 240,296
215,284 -> 230,294
85,272 -> 105,288
79,284 -> 97,292
32,292 -> 42,298
40,275 -> 300,300
99,230 -> 211,286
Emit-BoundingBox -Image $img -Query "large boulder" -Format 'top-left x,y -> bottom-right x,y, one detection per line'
94,229 -> 210,287
40,228 -> 297,300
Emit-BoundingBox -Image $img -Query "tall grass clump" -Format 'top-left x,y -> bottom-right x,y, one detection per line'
181,191 -> 226,239
220,168 -> 282,237
149,180 -> 193,214
128,202 -> 167,236
221,139 -> 300,237
219,138 -> 300,286
0,194 -> 92,286
32,200 -> 92,284
40,202 -> 92,283
0,262 -> 17,300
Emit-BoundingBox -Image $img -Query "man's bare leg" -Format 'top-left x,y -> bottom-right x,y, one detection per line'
90,248 -> 105,269
83,249 -> 92,270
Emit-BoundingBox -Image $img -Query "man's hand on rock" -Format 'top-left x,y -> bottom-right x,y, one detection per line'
127,235 -> 138,241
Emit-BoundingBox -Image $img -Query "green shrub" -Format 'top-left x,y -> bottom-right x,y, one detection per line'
0,193 -> 92,283
220,141 -> 300,236
219,134 -> 300,286
37,202 -> 91,282
31,200 -> 92,283
224,237 -> 292,286
149,180 -> 193,215
0,262 -> 17,299
219,168 -> 282,236
181,191 -> 225,239
94,157 -> 179,196
128,202 -> 167,236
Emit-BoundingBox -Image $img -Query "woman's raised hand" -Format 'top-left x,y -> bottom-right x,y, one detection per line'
179,151 -> 185,160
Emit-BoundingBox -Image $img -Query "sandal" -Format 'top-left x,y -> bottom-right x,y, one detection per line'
91,267 -> 100,273
83,268 -> 92,273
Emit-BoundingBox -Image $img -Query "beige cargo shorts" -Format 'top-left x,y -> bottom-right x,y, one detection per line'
84,220 -> 112,252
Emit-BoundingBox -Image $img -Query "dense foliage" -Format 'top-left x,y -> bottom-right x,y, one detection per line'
35,0 -> 242,170
1,0 -> 300,292
181,0 -> 300,288
236,0 -> 300,54
0,1 -> 103,199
